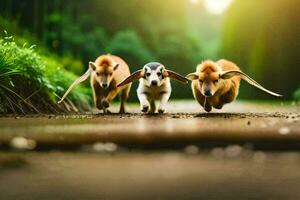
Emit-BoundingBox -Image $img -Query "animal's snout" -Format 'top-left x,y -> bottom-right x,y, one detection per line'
151,80 -> 158,86
204,89 -> 212,97
102,83 -> 108,88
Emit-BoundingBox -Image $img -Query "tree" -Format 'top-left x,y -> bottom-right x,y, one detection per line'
220,0 -> 300,99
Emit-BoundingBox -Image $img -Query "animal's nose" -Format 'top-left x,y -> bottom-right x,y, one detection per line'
151,80 -> 158,86
102,83 -> 108,88
204,90 -> 212,97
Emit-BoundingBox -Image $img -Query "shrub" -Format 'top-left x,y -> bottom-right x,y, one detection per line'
0,34 -> 91,114
106,30 -> 154,70
293,87 -> 300,102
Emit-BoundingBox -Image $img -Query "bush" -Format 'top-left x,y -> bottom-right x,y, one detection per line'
106,30 -> 154,70
0,34 -> 92,114
220,0 -> 299,99
0,15 -> 86,75
293,87 -> 300,102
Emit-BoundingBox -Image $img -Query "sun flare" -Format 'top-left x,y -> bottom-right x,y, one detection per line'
190,0 -> 234,15
203,0 -> 234,15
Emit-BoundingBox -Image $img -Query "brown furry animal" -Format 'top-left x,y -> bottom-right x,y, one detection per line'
58,54 -> 131,113
186,59 -> 282,112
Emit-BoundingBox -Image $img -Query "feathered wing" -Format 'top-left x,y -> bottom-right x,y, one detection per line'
117,70 -> 143,87
58,67 -> 92,103
220,70 -> 282,97
166,70 -> 189,84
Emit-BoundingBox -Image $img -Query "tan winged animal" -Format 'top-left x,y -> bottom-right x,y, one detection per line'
186,60 -> 282,112
58,54 -> 131,113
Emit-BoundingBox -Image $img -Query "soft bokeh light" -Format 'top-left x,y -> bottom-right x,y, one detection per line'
191,0 -> 234,15
203,0 -> 233,15
190,0 -> 200,5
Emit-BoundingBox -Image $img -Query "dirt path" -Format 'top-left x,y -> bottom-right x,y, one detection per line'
1,151 -> 300,200
0,101 -> 300,200
0,101 -> 299,149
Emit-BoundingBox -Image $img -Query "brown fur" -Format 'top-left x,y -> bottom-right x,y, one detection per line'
91,55 -> 131,113
189,59 -> 241,112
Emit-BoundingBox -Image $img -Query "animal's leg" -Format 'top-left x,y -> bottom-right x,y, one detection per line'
101,98 -> 110,113
219,88 -> 236,105
102,89 -> 119,114
214,104 -> 224,110
95,98 -> 103,110
158,92 -> 171,113
119,86 -> 130,114
92,83 -> 104,111
204,104 -> 212,112
149,100 -> 156,113
138,92 -> 150,113
212,88 -> 236,111
192,85 -> 208,112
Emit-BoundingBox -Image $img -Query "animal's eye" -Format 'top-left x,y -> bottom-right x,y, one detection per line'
109,73 -> 113,76
96,72 -> 100,76
157,72 -> 162,76
199,80 -> 204,83
214,80 -> 219,84
146,73 -> 151,77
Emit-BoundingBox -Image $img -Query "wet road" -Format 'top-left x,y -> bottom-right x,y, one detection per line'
1,151 -> 300,200
0,101 -> 300,200
0,101 -> 299,148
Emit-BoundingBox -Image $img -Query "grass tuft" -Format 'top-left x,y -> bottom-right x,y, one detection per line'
0,35 -> 92,114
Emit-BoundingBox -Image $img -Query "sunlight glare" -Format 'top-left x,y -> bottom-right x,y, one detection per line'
203,0 -> 234,15
190,0 -> 200,5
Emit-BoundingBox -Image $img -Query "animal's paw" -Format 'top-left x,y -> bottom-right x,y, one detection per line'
101,99 -> 110,108
158,108 -> 165,114
96,104 -> 103,110
141,105 -> 149,113
214,104 -> 223,110
103,109 -> 111,114
141,103 -> 150,113
204,106 -> 212,113
119,108 -> 126,114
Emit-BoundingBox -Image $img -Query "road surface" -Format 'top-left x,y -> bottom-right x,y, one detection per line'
0,101 -> 300,200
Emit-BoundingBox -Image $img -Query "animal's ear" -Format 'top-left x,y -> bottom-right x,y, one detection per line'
89,61 -> 97,71
117,70 -> 144,87
186,73 -> 199,81
220,70 -> 282,97
219,70 -> 242,79
165,70 -> 189,84
113,63 -> 119,71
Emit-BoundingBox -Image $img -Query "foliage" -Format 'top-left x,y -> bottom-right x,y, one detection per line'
0,35 -> 91,114
293,88 -> 300,102
1,0 -> 298,101
220,0 -> 299,99
0,16 -> 86,75
0,0 -> 206,100
60,14 -> 109,64
107,30 -> 154,70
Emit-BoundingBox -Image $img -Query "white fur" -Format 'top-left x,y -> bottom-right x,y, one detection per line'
137,77 -> 171,113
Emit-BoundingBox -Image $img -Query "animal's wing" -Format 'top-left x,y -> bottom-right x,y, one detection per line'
58,68 -> 92,103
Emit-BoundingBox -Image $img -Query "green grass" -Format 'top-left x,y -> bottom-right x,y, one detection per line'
294,87 -> 300,102
0,34 -> 92,114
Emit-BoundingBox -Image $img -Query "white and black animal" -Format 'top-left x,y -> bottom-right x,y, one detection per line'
117,62 -> 188,113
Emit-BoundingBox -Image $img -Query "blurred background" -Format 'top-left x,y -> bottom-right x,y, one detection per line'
1,2 -> 300,198
0,0 -> 299,114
